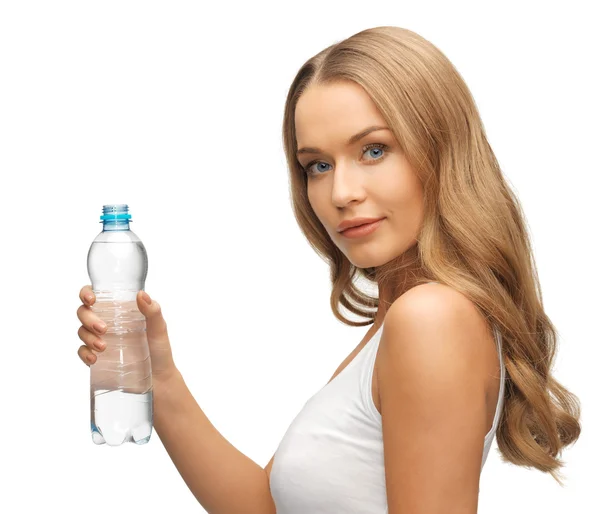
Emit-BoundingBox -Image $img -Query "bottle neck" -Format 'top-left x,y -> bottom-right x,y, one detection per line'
102,221 -> 130,231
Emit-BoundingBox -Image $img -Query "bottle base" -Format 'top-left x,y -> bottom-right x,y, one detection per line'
90,389 -> 153,446
91,421 -> 153,446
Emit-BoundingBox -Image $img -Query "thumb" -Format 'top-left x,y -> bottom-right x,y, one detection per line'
137,290 -> 170,348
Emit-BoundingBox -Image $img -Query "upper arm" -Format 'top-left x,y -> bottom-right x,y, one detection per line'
378,284 -> 490,513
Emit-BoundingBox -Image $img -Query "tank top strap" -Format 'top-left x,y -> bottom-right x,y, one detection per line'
483,324 -> 506,440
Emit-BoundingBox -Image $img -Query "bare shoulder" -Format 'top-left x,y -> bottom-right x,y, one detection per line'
379,282 -> 493,377
388,282 -> 487,326
383,282 -> 491,347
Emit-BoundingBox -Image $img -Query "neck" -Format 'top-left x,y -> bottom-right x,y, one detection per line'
103,221 -> 130,231
372,244 -> 426,328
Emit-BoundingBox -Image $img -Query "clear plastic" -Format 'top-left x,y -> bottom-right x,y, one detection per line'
86,205 -> 153,446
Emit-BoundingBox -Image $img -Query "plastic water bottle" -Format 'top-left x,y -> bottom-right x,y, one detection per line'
86,204 -> 153,446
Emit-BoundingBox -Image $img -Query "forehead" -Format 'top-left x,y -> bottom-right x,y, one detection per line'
295,81 -> 386,145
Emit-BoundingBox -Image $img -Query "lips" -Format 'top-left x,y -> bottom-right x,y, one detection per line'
337,217 -> 385,233
339,218 -> 385,238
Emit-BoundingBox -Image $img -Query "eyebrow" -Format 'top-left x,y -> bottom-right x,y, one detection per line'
296,125 -> 390,156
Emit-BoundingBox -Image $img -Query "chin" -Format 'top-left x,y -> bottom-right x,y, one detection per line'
345,254 -> 390,270
345,243 -> 414,270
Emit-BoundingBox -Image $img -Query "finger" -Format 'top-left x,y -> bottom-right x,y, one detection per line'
136,291 -> 170,348
78,325 -> 106,352
77,304 -> 107,336
79,285 -> 95,307
78,344 -> 97,366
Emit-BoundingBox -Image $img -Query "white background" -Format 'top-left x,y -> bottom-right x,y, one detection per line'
0,1 -> 597,512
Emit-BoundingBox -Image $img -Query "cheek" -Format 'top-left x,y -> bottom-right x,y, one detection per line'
306,183 -> 316,213
307,179 -> 326,206
384,173 -> 424,228
400,187 -> 425,233
388,161 -> 422,204
307,184 -> 326,222
307,186 -> 341,240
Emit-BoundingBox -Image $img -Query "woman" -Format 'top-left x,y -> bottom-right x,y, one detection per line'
76,26 -> 581,513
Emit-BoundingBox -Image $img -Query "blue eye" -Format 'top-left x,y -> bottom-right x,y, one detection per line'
303,143 -> 389,176
366,147 -> 383,159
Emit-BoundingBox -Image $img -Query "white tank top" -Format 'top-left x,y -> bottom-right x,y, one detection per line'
269,295 -> 506,513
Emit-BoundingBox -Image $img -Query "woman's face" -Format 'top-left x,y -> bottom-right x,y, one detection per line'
294,80 -> 424,269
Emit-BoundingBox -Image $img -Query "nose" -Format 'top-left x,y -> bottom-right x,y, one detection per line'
330,160 -> 367,208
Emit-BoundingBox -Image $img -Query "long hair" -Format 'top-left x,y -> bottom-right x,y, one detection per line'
281,26 -> 581,486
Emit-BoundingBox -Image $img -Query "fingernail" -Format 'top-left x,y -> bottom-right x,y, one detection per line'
141,292 -> 152,305
85,294 -> 94,304
94,322 -> 106,333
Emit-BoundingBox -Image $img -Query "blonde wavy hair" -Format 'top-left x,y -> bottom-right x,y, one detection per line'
281,26 -> 581,486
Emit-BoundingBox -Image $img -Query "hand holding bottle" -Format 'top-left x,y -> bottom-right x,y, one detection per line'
77,284 -> 178,383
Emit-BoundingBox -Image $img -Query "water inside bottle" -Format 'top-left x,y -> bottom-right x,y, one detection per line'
90,298 -> 153,446
91,389 -> 153,445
